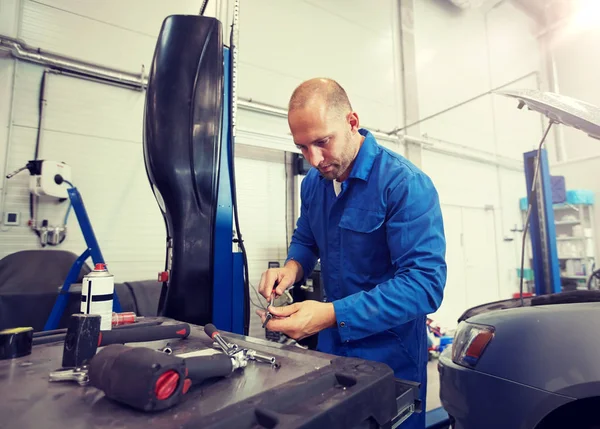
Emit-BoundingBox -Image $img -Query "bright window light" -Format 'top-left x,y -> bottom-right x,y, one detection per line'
571,0 -> 600,30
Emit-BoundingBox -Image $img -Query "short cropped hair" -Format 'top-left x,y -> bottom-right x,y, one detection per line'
288,78 -> 353,117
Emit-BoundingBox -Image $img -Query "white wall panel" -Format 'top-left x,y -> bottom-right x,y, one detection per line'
234,147 -> 288,337
0,59 -> 16,181
4,126 -> 37,207
431,205 -> 503,329
496,168 -> 527,298
11,61 -> 42,129
0,0 -> 21,37
414,1 -> 490,120
413,0 -> 541,158
421,150 -> 500,209
21,0 -> 156,73
462,207 -> 500,309
302,0 -> 394,36
419,96 -> 496,155
552,24 -> 600,160
20,0 -> 218,75
44,73 -> 144,143
430,205 -> 466,329
237,0 -> 401,131
486,1 -> 540,89
31,0 -> 216,36
12,64 -> 144,143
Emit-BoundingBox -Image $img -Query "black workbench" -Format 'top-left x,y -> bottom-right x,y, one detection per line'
0,320 -> 420,428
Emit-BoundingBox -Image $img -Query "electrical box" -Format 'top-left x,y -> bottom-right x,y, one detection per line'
3,212 -> 20,226
29,161 -> 71,199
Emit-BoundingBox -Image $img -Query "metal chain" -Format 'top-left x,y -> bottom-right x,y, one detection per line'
231,0 -> 239,138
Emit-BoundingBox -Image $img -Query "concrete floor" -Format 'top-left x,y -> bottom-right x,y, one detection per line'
426,360 -> 442,411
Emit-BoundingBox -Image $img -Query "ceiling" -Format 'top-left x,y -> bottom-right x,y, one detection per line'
511,0 -> 581,24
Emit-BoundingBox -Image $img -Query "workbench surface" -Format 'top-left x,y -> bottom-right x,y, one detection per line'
0,320 -> 418,429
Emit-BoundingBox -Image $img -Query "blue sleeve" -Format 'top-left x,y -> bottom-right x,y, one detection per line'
285,175 -> 319,282
333,172 -> 447,342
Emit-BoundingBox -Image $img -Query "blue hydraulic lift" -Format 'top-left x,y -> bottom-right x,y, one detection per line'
523,148 -> 562,295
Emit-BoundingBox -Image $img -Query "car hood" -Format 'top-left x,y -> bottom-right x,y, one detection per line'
459,290 -> 600,323
467,301 -> 600,326
463,302 -> 600,396
496,89 -> 600,140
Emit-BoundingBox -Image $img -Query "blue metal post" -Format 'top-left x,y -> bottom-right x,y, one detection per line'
67,187 -> 104,264
43,248 -> 91,330
67,187 -> 122,312
212,47 -> 235,332
523,148 -> 561,295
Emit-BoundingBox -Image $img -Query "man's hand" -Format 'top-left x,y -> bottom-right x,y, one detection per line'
258,260 -> 303,300
256,300 -> 336,340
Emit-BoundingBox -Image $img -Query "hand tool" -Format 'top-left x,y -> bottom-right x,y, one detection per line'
159,344 -> 173,355
262,292 -> 275,328
51,344 -> 246,412
204,323 -> 280,369
33,319 -> 164,346
49,367 -> 89,386
61,314 -> 190,368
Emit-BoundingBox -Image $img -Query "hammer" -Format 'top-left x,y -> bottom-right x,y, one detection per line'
62,314 -> 191,368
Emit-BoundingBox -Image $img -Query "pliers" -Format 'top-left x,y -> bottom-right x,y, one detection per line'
262,293 -> 275,329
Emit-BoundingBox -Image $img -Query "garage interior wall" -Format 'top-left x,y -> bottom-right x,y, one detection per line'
0,0 -> 227,283
0,0 -> 551,331
547,6 -> 600,264
411,0 -> 547,327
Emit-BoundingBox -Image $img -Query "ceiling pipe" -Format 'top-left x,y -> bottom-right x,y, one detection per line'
0,35 -> 405,145
238,97 -> 403,145
0,35 -> 437,153
0,35 -> 147,91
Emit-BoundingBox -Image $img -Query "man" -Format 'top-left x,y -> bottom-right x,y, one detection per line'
257,78 -> 446,429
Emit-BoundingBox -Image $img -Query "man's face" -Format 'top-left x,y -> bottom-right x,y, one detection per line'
288,103 -> 359,181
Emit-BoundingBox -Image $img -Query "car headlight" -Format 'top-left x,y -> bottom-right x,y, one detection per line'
452,321 -> 494,368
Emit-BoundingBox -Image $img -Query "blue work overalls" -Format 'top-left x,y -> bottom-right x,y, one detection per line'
287,129 -> 447,429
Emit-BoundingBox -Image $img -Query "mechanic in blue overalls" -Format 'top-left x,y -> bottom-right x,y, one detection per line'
258,78 -> 447,429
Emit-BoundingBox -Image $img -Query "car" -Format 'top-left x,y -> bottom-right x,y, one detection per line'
438,291 -> 600,429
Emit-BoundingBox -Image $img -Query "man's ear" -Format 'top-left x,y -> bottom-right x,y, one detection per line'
347,111 -> 360,132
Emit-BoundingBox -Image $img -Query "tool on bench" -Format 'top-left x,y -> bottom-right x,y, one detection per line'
0,327 -> 34,360
205,323 -> 280,368
61,314 -> 190,368
50,344 -> 246,412
33,318 -> 164,347
49,367 -> 90,386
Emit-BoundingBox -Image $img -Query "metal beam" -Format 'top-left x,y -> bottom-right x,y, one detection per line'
396,0 -> 422,167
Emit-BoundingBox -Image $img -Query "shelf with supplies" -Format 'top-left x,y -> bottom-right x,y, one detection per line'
520,189 -> 596,289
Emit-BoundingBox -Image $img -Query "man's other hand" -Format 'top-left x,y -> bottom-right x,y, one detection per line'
256,300 -> 336,340
258,261 -> 302,300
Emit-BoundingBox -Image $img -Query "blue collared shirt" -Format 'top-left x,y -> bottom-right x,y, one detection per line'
287,129 -> 446,380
